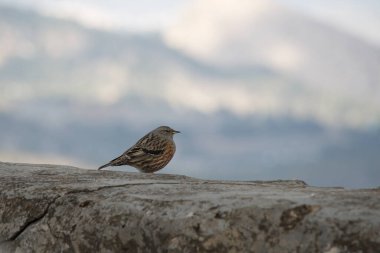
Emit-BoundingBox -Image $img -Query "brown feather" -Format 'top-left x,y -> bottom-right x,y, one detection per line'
98,126 -> 179,172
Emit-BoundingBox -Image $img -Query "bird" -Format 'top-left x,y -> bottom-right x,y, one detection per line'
98,126 -> 180,173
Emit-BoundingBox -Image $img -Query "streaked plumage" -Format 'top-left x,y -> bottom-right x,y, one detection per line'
98,126 -> 180,173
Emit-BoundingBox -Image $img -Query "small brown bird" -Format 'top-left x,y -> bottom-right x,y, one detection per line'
98,126 -> 180,173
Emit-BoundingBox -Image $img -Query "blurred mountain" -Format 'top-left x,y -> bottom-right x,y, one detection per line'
165,0 -> 380,128
3,3 -> 380,128
0,5 -> 379,188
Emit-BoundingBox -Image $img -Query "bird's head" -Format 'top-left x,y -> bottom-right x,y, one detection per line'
155,126 -> 180,137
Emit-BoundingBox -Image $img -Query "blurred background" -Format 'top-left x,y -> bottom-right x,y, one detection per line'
0,0 -> 379,188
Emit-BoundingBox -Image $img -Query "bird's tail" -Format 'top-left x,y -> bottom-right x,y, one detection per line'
98,153 -> 128,170
98,163 -> 110,170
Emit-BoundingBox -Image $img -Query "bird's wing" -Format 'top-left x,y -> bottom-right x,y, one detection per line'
99,132 -> 170,169
141,148 -> 164,155
102,134 -> 157,167
127,132 -> 166,157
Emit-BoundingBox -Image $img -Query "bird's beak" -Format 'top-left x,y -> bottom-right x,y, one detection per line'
173,130 -> 181,134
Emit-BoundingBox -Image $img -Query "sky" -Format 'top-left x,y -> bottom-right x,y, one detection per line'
0,0 -> 379,47
277,0 -> 380,46
0,0 -> 379,188
0,0 -> 192,32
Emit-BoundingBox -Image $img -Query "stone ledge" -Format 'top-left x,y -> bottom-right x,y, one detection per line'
0,162 -> 379,253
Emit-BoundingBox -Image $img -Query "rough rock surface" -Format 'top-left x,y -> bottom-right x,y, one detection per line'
0,162 -> 379,253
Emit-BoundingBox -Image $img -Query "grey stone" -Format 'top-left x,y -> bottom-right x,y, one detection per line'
0,162 -> 379,253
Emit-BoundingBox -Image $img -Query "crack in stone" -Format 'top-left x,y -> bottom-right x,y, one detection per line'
2,182 -> 164,243
2,180 -> 308,244
65,180 -> 306,196
2,182 -> 184,243
65,182 -> 187,195
6,196 -> 60,241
